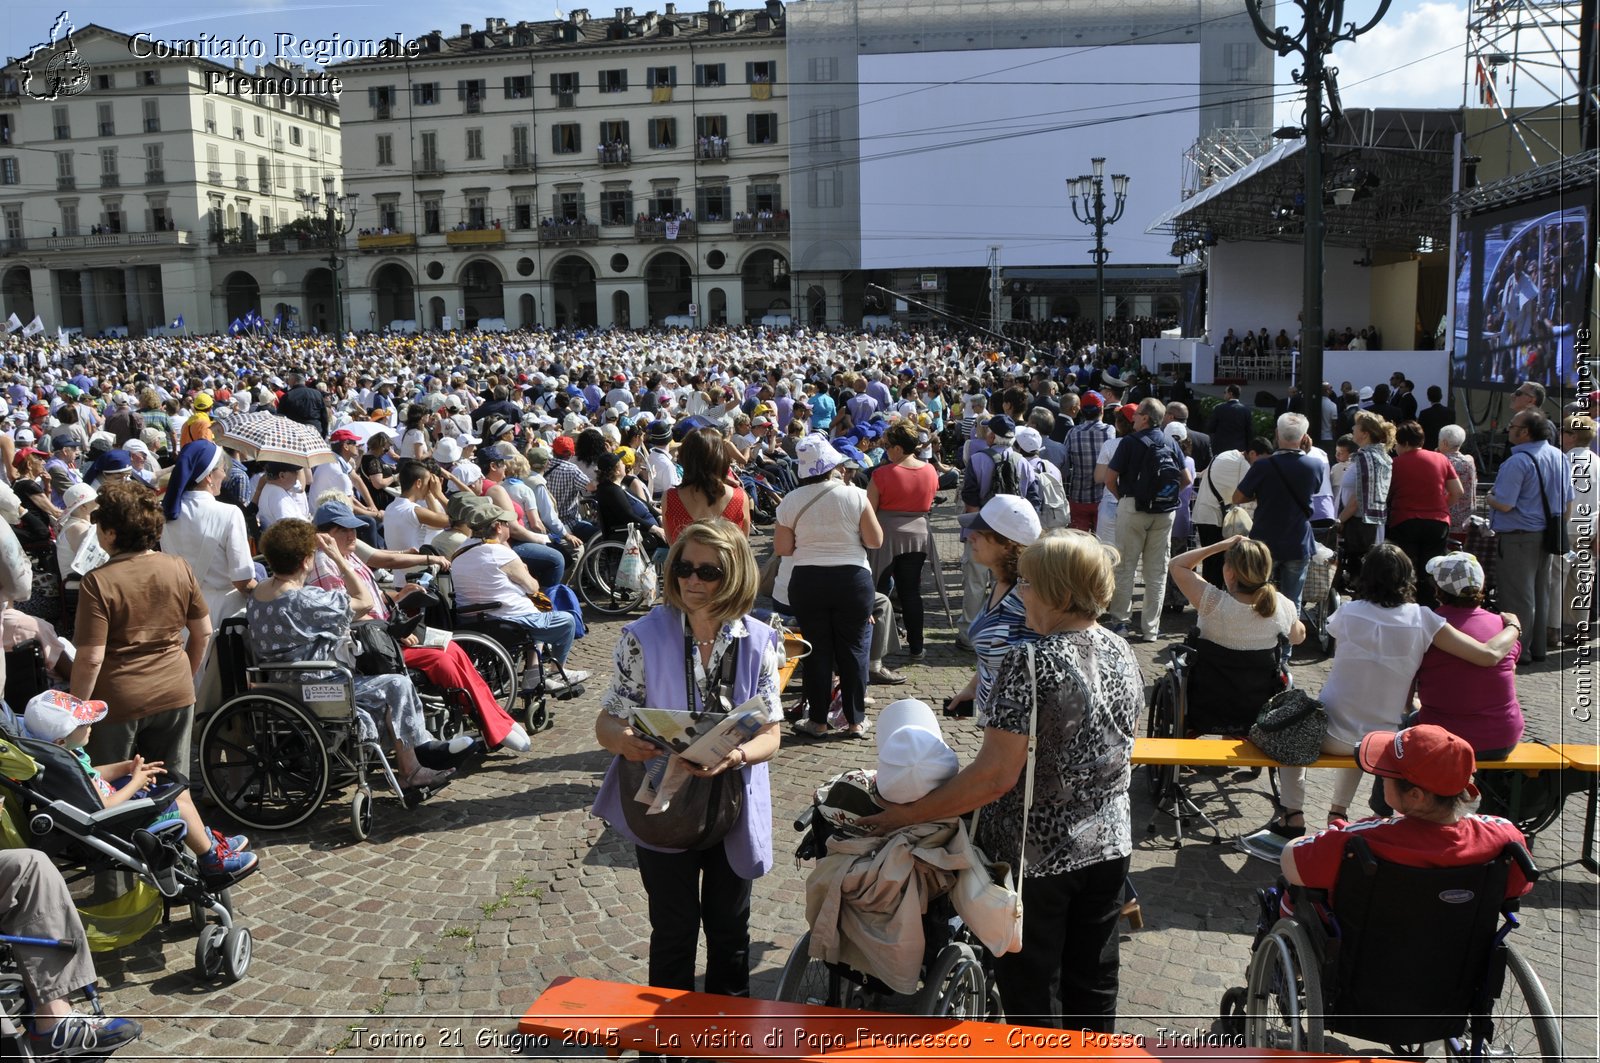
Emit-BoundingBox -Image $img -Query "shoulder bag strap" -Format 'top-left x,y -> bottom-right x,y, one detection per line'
783,481 -> 836,538
1205,464 -> 1225,507
1017,641 -> 1039,883
1531,452 -> 1556,523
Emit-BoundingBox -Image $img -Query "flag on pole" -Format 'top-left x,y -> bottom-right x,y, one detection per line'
4,313 -> 20,334
229,317 -> 243,334
170,314 -> 184,330
20,316 -> 44,337
273,312 -> 282,328
56,326 -> 68,349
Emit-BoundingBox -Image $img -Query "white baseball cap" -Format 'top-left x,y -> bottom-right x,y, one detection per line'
1014,426 -> 1043,455
875,699 -> 959,804
958,494 -> 1042,546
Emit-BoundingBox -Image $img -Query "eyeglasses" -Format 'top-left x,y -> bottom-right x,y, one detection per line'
1016,576 -> 1033,591
671,560 -> 726,583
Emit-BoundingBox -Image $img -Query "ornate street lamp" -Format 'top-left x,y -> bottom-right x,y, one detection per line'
1068,158 -> 1130,353
1244,0 -> 1391,440
300,175 -> 359,353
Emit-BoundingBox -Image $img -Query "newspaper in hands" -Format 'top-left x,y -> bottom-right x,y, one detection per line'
629,697 -> 767,813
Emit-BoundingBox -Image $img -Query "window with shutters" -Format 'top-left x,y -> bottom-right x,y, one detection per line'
413,83 -> 439,106
145,143 -> 163,183
747,113 -> 778,145
369,86 -> 395,118
289,126 -> 303,146
600,189 -> 632,225
550,72 -> 579,107
512,193 -> 533,229
53,106 -> 70,140
465,128 -> 483,160
376,134 -> 393,166
695,63 -> 725,87
148,195 -> 171,231
599,69 -> 627,93
254,115 -> 265,136
465,193 -> 487,228
59,202 -> 77,236
599,120 -> 629,145
0,159 -> 17,187
810,168 -> 843,208
55,151 -> 74,190
810,108 -> 839,152
99,147 -> 117,178
95,73 -> 113,90
458,79 -> 486,112
419,131 -> 440,171
509,125 -> 531,167
551,124 -> 581,154
809,56 -> 837,82
141,69 -> 159,85
745,60 -> 776,83
3,204 -> 22,240
505,76 -> 531,100
1225,42 -> 1253,82
748,180 -> 781,213
203,99 -> 216,133
258,156 -> 271,193
695,183 -> 730,222
422,196 -> 442,234
646,67 -> 676,87
646,189 -> 680,217
648,117 -> 676,149
206,145 -> 221,182
97,103 -> 114,137
553,189 -> 583,222
231,107 -> 244,139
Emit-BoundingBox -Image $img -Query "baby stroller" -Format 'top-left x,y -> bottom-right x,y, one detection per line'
1300,542 -> 1340,657
0,727 -> 252,983
774,770 -> 1003,1020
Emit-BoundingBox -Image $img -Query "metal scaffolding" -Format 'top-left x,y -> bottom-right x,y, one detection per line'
1465,0 -> 1593,168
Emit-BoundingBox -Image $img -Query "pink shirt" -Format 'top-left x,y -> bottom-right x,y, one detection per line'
1416,603 -> 1523,753
1388,448 -> 1457,525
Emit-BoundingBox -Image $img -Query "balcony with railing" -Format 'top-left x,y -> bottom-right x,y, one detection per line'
98,122 -> 114,137
145,169 -> 164,185
538,221 -> 599,246
635,218 -> 696,241
272,137 -> 284,151
357,231 -> 417,252
732,213 -> 789,237
503,152 -> 534,173
207,169 -> 224,184
257,178 -> 272,194
415,160 -> 446,178
465,95 -> 483,114
235,176 -> 250,190
375,104 -> 393,120
598,144 -> 631,169
445,226 -> 505,247
100,174 -> 119,189
56,175 -> 75,190
695,138 -> 729,161
32,230 -> 194,253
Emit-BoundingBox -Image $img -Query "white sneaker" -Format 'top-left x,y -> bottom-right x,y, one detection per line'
500,723 -> 532,752
546,669 -> 590,691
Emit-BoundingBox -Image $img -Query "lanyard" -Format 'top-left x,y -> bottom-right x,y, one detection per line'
682,626 -> 726,720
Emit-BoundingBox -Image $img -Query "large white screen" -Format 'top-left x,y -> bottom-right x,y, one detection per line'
857,46 -> 1200,269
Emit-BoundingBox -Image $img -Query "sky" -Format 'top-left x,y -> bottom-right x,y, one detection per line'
4,0 -> 1472,115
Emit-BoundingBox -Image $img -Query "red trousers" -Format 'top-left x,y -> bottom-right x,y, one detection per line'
402,642 -> 517,747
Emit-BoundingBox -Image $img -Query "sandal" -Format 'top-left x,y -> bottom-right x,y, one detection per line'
1328,806 -> 1349,824
1262,810 -> 1305,840
400,765 -> 455,791
846,719 -> 871,739
792,719 -> 832,739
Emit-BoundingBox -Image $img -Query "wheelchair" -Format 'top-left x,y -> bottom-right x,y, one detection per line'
1144,633 -> 1290,843
197,620 -> 451,842
0,728 -> 251,983
773,772 -> 1003,1021
1219,836 -> 1561,1061
574,521 -> 658,617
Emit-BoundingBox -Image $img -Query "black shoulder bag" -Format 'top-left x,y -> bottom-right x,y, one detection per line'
1530,454 -> 1569,556
617,634 -> 745,850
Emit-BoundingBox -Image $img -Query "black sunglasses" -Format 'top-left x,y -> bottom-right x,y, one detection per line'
671,560 -> 726,583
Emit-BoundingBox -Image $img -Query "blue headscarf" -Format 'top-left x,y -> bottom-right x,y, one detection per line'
162,439 -> 224,522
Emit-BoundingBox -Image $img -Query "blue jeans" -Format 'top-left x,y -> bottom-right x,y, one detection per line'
493,609 -> 577,664
1275,558 -> 1309,608
512,541 -> 566,588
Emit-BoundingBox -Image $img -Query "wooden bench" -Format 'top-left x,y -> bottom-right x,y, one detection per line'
1131,738 -> 1578,847
518,976 -> 1408,1061
1550,744 -> 1600,873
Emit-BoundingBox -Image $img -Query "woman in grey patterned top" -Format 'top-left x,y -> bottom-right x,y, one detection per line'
859,529 -> 1139,1032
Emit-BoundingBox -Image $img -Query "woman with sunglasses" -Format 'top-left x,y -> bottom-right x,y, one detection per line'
593,518 -> 783,999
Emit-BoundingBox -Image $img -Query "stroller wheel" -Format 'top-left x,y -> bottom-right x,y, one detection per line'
194,923 -> 227,979
351,787 -> 374,842
189,886 -> 234,929
223,926 -> 252,982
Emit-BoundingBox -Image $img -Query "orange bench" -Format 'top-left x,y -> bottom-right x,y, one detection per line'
1550,744 -> 1600,873
518,976 -> 1408,1061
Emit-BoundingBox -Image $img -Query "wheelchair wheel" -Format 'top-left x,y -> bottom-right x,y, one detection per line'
1474,771 -> 1565,838
1144,670 -> 1179,802
199,694 -> 330,831
452,631 -> 517,713
1445,944 -> 1563,1062
1244,919 -> 1324,1053
775,931 -> 851,1008
350,786 -> 373,842
576,539 -> 648,616
912,942 -> 988,1018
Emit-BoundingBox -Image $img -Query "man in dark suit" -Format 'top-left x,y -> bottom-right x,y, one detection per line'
1395,379 -> 1419,420
1367,383 -> 1403,424
1164,401 -> 1212,473
1208,384 -> 1254,455
277,369 -> 328,437
1418,385 -> 1454,449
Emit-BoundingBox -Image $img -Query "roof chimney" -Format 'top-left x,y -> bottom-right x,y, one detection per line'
570,8 -> 589,24
708,0 -> 725,13
664,1 -> 676,13
459,22 -> 471,36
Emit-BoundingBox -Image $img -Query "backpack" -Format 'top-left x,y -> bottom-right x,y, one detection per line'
1131,433 -> 1183,513
1029,459 -> 1071,529
982,447 -> 1021,503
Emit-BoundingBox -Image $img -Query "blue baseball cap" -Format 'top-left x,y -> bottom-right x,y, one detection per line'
313,501 -> 366,530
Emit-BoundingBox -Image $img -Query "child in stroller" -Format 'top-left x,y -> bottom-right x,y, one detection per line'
17,692 -> 257,887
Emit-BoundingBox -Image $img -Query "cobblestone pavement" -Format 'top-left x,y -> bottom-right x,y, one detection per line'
88,510 -> 1597,1060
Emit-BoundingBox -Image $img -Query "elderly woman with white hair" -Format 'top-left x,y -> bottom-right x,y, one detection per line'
1437,423 -> 1477,542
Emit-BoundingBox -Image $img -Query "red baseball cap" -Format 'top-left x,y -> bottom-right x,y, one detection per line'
1117,403 -> 1139,423
1358,725 -> 1479,799
328,428 -> 361,444
1080,390 -> 1104,409
551,435 -> 576,458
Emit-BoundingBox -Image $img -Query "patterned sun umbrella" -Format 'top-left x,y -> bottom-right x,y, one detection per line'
216,412 -> 335,469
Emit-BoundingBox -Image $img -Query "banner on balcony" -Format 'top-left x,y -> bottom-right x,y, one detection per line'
665,220 -> 680,241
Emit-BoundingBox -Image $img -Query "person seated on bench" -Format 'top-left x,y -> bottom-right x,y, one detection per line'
2,848 -> 143,1059
1280,725 -> 1533,911
1267,545 -> 1522,840
1416,553 -> 1523,760
1168,535 -> 1303,734
19,690 -> 258,886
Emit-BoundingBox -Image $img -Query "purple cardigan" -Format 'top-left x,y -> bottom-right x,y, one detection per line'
591,605 -> 779,879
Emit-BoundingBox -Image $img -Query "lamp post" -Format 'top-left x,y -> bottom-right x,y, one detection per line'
1068,158 -> 1129,354
300,175 -> 359,354
1244,0 -> 1390,441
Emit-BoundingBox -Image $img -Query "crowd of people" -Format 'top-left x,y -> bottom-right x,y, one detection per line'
0,321 -> 1579,1051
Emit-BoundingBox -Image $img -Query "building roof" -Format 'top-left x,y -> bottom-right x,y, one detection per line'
330,3 -> 784,71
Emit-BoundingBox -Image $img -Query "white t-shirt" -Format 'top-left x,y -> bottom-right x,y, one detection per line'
309,457 -> 354,504
1320,600 -> 1448,744
772,480 -> 871,603
1196,584 -> 1298,652
1095,436 -> 1120,546
399,428 -> 429,460
1191,449 -> 1253,526
449,542 -> 536,617
258,482 -> 309,528
384,496 -> 439,562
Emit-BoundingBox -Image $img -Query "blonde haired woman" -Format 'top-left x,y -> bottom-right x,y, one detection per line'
862,529 -> 1141,1032
1338,410 -> 1394,583
1168,535 -> 1306,651
593,518 -> 783,999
